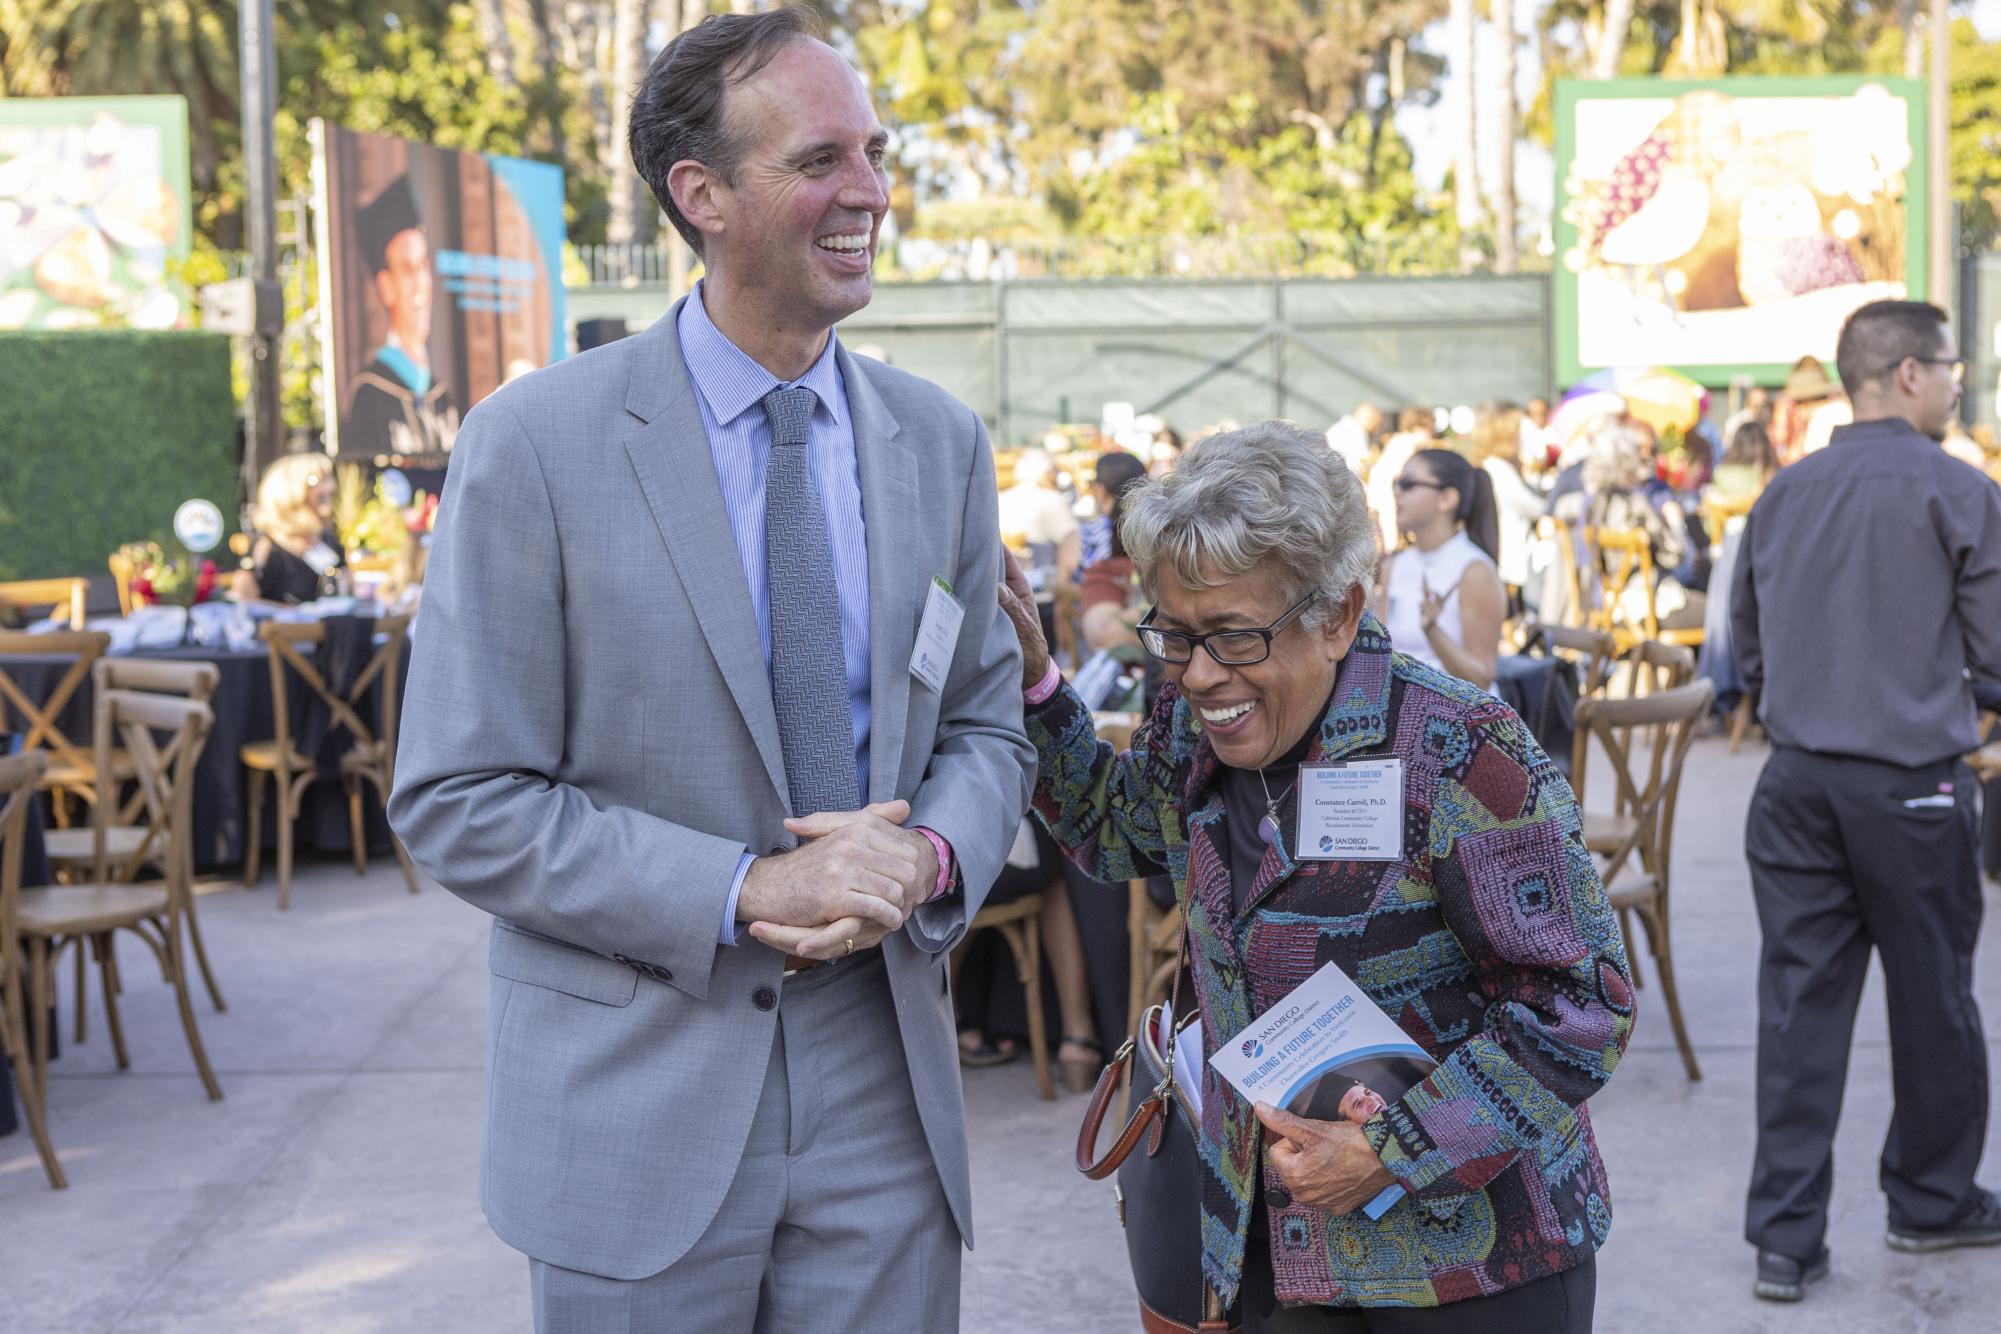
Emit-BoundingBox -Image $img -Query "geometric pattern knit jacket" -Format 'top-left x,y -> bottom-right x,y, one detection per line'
1026,613 -> 1635,1309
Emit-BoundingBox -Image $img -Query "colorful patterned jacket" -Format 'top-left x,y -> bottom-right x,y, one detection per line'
1027,614 -> 1634,1309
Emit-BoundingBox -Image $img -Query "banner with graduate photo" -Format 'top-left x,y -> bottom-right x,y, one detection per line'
312,121 -> 566,468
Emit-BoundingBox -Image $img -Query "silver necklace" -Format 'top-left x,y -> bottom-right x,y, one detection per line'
1254,766 -> 1296,846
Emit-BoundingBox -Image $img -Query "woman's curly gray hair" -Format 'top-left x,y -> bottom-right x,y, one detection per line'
1117,420 -> 1376,630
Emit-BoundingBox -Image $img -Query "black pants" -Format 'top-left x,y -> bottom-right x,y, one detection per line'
1744,746 -> 1991,1258
1238,1233 -> 1595,1333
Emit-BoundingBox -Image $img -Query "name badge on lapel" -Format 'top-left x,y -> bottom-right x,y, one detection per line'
909,576 -> 965,693
1296,758 -> 1403,861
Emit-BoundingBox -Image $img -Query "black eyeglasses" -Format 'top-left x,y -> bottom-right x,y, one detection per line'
1900,355 -> 1966,383
1137,593 -> 1316,666
1392,477 -> 1444,493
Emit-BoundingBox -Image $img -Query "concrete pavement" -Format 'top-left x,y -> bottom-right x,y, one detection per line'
2,733 -> 1998,1331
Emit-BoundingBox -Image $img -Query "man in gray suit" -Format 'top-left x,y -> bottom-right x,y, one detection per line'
388,8 -> 1033,1329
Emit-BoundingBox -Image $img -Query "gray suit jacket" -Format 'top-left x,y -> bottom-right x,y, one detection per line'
388,300 -> 1033,1280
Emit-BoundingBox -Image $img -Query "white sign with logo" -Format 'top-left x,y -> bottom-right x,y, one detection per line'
173,499 -> 225,554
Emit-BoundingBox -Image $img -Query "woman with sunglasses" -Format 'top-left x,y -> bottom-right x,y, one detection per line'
1376,449 -> 1505,691
998,421 -> 1630,1332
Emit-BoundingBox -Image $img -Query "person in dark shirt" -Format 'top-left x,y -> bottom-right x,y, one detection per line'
1732,299 -> 2001,1302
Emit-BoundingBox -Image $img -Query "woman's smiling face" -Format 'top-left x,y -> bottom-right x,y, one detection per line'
1151,559 -> 1361,771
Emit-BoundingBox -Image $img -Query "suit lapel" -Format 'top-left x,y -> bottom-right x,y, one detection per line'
622,302 -> 790,807
840,345 -> 919,803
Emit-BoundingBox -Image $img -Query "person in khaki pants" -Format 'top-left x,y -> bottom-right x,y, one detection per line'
389,9 -> 1031,1329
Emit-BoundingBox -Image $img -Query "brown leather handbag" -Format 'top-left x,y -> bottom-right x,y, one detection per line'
1074,927 -> 1239,1334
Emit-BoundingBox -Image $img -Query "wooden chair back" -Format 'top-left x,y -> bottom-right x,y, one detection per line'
107,551 -> 137,617
0,630 -> 112,777
1538,516 -> 1589,628
87,659 -> 221,877
1572,681 -> 1713,891
0,749 -> 55,1183
91,690 -> 213,906
1521,622 -> 1618,700
1051,581 -> 1082,672
0,577 -> 87,628
1623,639 -> 1696,697
0,750 -> 48,979
259,615 -> 412,773
1581,525 -> 1658,646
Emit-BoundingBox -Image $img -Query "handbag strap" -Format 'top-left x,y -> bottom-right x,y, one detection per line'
1074,908 -> 1191,1180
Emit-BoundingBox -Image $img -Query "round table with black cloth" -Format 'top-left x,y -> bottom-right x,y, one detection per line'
0,621 -> 404,873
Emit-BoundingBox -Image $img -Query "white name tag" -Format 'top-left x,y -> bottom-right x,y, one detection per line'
909,576 -> 965,693
1296,758 -> 1403,861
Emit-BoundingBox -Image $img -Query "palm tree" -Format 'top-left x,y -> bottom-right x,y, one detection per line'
1492,0 -> 1518,273
606,0 -> 653,246
1592,0 -> 1636,77
1451,0 -> 1483,270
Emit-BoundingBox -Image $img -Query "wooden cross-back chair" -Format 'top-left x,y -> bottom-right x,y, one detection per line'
1536,517 -> 1590,630
0,629 -> 118,818
12,691 -> 225,1190
1521,622 -> 1619,703
1582,526 -> 1705,655
244,616 -> 418,908
41,659 -> 227,1040
0,749 -> 65,1188
44,659 -> 221,881
1572,680 -> 1713,1082
1620,638 -> 1697,699
0,577 -> 88,628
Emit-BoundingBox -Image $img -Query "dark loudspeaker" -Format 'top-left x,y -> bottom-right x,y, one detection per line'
576,318 -> 630,351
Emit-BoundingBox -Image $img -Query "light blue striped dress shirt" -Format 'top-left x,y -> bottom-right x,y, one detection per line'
677,285 -> 874,945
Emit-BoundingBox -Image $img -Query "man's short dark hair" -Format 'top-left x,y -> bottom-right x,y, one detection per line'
628,5 -> 824,256
1835,299 -> 1951,393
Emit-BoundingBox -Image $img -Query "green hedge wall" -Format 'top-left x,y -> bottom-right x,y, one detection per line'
0,331 -> 239,581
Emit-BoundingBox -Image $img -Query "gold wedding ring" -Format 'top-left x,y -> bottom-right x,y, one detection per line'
844,936 -> 855,956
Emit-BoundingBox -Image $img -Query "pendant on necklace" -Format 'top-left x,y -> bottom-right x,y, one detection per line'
1257,807 -> 1281,845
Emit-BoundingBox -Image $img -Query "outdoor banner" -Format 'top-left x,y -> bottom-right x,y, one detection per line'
312,121 -> 566,469
1553,76 -> 1926,388
0,96 -> 192,331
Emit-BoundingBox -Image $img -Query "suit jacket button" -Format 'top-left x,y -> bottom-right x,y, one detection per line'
612,953 -> 633,967
752,987 -> 777,1011
652,964 -> 672,982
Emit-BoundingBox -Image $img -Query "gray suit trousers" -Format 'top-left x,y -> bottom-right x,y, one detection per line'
528,953 -> 960,1332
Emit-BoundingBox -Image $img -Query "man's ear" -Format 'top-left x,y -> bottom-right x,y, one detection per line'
668,160 -> 727,248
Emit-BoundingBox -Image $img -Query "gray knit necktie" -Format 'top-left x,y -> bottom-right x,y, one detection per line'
760,385 -> 858,817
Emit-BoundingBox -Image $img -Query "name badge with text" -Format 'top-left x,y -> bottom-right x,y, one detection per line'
909,576 -> 965,693
1296,758 -> 1403,861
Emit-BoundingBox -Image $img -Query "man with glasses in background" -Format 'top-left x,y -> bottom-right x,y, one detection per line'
1733,299 -> 2001,1302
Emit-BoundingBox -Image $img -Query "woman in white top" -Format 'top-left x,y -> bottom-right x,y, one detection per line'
1374,447 -> 1506,690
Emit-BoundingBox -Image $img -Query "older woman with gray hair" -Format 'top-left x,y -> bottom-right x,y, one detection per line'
1551,417 -> 1704,632
999,421 -> 1632,1332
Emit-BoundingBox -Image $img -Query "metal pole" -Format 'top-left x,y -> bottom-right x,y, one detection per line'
240,0 -> 284,497
1930,0 -> 1952,313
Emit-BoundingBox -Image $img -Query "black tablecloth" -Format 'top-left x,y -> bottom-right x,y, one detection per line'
1493,652 -> 1580,778
0,625 -> 401,871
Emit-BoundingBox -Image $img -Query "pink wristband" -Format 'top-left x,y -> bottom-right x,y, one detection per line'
1024,660 -> 1062,706
915,826 -> 954,901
